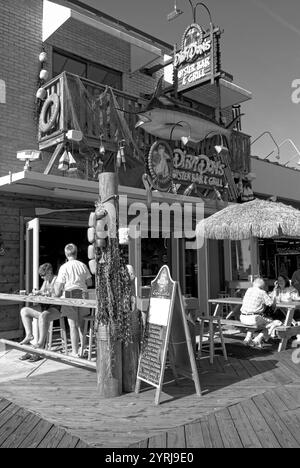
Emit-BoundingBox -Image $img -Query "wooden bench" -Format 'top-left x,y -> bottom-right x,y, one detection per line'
219,319 -> 260,333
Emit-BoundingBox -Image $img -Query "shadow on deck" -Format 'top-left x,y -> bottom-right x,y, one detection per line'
0,337 -> 299,448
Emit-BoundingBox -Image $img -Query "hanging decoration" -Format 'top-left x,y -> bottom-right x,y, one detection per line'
34,46 -> 48,123
94,235 -> 133,345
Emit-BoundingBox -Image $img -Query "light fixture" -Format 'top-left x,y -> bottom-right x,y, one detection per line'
66,129 -> 83,142
116,140 -> 126,169
265,138 -> 300,164
58,149 -> 69,172
183,182 -> 195,196
99,134 -> 105,155
167,1 -> 184,21
67,151 -> 77,172
167,1 -> 213,26
57,144 -> 77,172
250,131 -> 280,160
201,131 -> 228,154
17,150 -> 41,171
168,120 -> 191,145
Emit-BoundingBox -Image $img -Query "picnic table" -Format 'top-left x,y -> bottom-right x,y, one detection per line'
208,297 -> 300,352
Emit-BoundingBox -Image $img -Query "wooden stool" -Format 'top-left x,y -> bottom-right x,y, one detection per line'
47,318 -> 68,354
80,315 -> 95,361
218,292 -> 231,318
197,316 -> 228,364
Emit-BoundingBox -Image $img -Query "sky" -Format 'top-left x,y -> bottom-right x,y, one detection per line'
81,0 -> 300,166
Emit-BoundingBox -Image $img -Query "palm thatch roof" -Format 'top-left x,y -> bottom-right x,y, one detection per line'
196,199 -> 300,240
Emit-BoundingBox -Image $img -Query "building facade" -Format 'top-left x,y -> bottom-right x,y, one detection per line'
0,0 -> 253,338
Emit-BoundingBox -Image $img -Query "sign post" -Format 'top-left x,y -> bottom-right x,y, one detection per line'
135,266 -> 201,405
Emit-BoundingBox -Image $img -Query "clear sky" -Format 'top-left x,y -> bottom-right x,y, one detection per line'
82,0 -> 300,165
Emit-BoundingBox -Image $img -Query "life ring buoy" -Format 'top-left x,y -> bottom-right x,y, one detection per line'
39,93 -> 60,133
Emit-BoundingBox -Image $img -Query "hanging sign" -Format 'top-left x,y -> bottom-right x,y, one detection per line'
174,24 -> 214,92
135,266 -> 201,405
147,141 -> 227,193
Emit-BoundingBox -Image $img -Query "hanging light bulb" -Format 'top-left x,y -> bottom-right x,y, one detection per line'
118,140 -> 126,170
183,183 -> 195,196
116,148 -> 122,168
214,187 -> 222,201
67,151 -> 77,172
58,149 -> 69,171
99,134 -> 105,155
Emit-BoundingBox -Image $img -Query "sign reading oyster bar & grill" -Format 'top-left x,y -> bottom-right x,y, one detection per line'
174,23 -> 213,92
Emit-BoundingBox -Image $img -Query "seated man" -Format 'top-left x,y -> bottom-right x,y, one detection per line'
240,278 -> 280,348
54,243 -> 92,357
19,263 -> 60,361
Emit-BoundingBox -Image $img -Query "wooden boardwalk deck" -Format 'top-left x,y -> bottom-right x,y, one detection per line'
0,338 -> 300,448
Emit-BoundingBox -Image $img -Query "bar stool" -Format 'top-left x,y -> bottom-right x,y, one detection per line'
80,313 -> 95,361
218,292 -> 231,318
197,315 -> 227,364
47,318 -> 68,354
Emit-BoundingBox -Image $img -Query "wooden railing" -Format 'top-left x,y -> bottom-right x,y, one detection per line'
38,72 -> 155,153
38,72 -> 250,180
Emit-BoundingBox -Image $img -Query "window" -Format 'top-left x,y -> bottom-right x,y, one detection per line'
53,50 -> 122,90
231,240 -> 251,281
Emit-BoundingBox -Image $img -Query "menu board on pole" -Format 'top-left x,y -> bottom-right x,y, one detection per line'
135,265 -> 201,405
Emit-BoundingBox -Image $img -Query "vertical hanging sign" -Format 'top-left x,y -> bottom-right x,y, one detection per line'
135,266 -> 201,405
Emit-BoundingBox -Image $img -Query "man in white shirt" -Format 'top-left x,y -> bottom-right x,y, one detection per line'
55,243 -> 92,357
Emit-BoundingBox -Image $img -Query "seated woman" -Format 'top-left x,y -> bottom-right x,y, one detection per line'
19,263 -> 61,360
269,275 -> 299,321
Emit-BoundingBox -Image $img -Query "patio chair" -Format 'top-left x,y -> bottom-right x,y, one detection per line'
197,314 -> 228,364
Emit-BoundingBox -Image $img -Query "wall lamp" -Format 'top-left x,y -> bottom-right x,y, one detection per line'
201,131 -> 228,154
167,0 -> 213,25
168,120 -> 191,145
265,138 -> 300,166
250,131 -> 280,160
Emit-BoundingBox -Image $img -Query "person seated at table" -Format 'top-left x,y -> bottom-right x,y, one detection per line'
269,275 -> 299,320
19,263 -> 60,361
54,243 -> 92,357
240,278 -> 281,348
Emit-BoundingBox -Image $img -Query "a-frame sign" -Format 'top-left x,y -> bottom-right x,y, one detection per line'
135,266 -> 201,405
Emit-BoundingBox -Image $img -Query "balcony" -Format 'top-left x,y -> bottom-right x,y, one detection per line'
38,72 -> 250,181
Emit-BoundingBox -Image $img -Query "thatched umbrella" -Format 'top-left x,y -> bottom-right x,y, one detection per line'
196,199 -> 300,240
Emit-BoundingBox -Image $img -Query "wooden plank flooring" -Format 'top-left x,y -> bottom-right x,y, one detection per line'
0,339 -> 299,448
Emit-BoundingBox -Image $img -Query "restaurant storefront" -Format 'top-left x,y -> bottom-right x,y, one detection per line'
0,0 -> 254,338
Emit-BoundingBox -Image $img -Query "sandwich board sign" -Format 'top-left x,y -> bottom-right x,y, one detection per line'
135,265 -> 201,405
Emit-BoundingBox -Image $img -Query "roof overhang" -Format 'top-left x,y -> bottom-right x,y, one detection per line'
0,170 -> 220,215
181,78 -> 252,109
43,0 -> 166,73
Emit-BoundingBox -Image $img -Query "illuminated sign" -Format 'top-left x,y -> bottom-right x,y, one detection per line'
174,23 -> 214,92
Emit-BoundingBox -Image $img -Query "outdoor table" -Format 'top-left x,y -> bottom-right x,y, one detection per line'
0,292 -> 97,370
0,292 -> 96,309
208,297 -> 300,352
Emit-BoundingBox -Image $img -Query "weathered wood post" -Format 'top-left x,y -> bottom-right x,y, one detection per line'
96,172 -> 122,397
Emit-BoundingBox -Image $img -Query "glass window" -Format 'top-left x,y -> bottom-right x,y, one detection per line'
183,239 -> 198,297
231,240 -> 251,281
141,238 -> 170,287
53,50 -> 122,90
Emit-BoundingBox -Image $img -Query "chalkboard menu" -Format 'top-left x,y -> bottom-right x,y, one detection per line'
135,266 -> 201,405
138,323 -> 166,386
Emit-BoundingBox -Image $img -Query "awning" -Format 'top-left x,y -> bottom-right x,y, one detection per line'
182,78 -> 252,109
0,170 -> 220,215
43,0 -> 170,73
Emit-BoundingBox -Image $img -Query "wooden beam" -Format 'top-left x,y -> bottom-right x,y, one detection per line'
44,143 -> 65,175
0,339 -> 96,371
